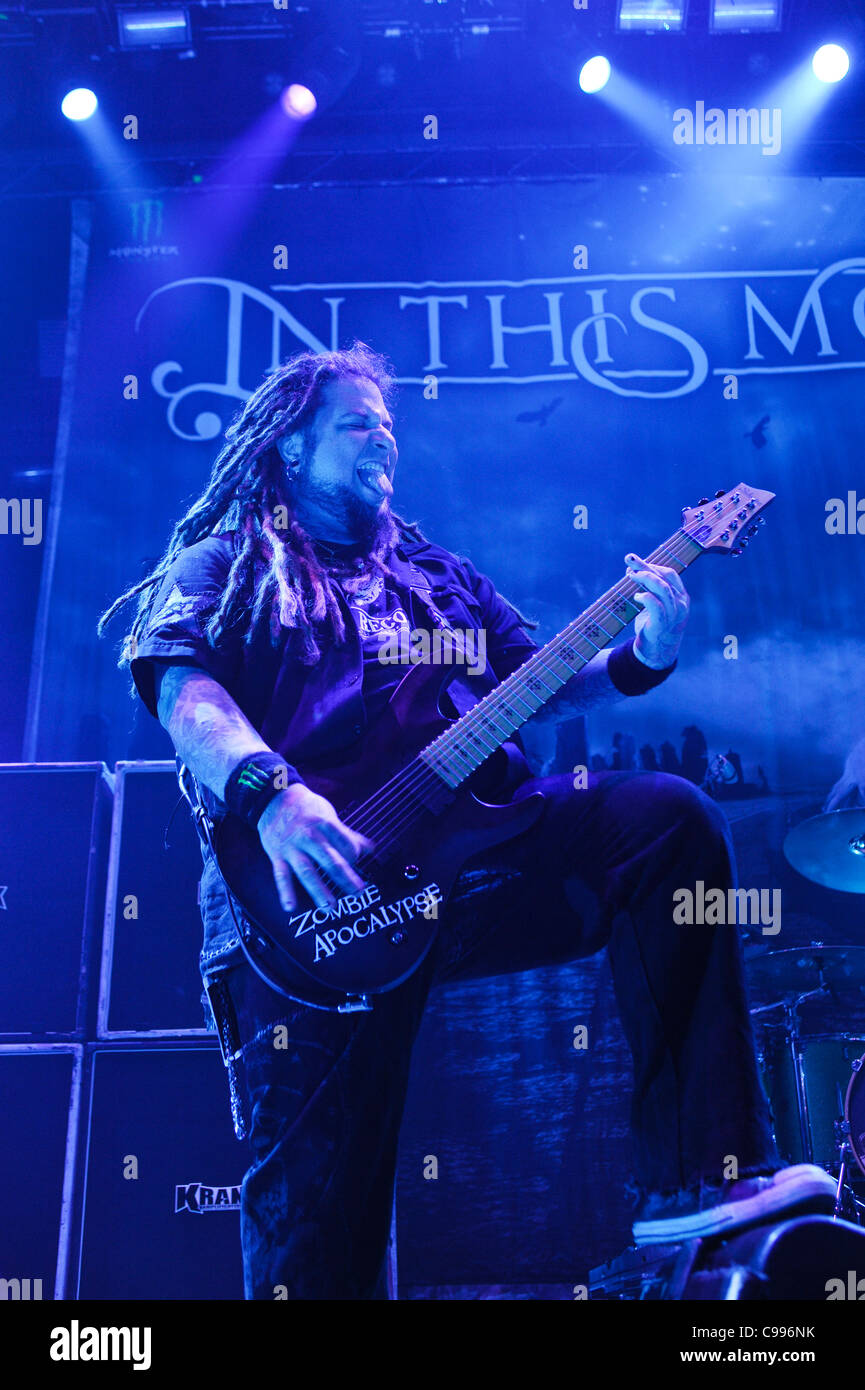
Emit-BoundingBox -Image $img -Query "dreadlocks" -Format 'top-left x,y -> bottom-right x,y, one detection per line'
98,341 -> 427,676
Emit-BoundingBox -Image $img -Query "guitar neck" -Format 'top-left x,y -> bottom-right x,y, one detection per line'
419,527 -> 704,791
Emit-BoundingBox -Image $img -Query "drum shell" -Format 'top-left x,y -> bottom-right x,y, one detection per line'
758,1033 -> 865,1167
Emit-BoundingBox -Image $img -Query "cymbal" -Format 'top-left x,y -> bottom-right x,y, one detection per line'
747,944 -> 865,1003
783,809 -> 865,892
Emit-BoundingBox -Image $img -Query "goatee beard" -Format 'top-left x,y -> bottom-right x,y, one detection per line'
291,467 -> 397,562
340,488 -> 396,556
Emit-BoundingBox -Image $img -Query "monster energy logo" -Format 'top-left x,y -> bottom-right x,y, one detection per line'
237,766 -> 270,791
129,198 -> 164,242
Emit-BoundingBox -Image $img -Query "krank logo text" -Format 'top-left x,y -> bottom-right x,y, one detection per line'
175,1181 -> 241,1213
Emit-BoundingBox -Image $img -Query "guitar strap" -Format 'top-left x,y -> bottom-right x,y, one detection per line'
389,552 -> 457,633
391,552 -> 498,720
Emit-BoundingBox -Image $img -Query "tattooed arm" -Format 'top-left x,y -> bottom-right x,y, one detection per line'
153,660 -> 371,911
155,660 -> 270,799
529,648 -> 625,726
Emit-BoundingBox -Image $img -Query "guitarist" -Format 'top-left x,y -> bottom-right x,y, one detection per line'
101,342 -> 834,1299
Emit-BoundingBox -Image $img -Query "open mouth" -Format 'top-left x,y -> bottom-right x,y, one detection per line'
356,464 -> 393,498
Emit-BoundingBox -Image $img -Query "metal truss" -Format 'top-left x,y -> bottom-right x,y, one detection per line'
3,131 -> 865,199
0,0 -> 529,50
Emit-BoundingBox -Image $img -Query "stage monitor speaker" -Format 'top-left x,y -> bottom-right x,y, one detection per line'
590,1214 -> 865,1299
75,1043 -> 245,1300
99,762 -> 209,1037
0,763 -> 112,1039
0,1045 -> 82,1301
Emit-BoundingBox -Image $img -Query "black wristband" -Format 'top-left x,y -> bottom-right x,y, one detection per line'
607,640 -> 677,697
224,752 -> 305,828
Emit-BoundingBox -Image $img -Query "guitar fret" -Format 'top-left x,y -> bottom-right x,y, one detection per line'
540,651 -> 576,682
507,688 -> 544,719
463,724 -> 497,755
523,664 -> 561,695
480,708 -> 512,739
523,665 -> 559,696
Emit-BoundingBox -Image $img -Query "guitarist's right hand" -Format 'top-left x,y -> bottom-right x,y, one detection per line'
257,783 -> 375,914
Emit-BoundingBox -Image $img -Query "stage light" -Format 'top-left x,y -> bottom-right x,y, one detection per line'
710,0 -> 782,33
617,1 -> 686,33
812,44 -> 850,84
579,57 -> 611,94
281,84 -> 317,119
61,88 -> 98,121
117,9 -> 190,50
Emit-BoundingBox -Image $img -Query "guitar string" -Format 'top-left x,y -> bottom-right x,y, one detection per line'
328,497 -> 757,867
344,514 -> 738,859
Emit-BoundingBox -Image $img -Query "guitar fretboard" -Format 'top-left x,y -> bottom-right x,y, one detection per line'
418,529 -> 704,790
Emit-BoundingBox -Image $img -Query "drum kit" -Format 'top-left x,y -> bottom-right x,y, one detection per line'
750,808 -> 865,1221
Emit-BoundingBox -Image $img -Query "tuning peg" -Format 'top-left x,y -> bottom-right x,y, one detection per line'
714,489 -> 726,498
697,497 -> 709,506
747,525 -> 758,538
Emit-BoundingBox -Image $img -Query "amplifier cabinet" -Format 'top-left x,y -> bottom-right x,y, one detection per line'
0,763 -> 112,1039
0,1044 -> 82,1301
99,762 -> 209,1037
75,1042 -> 244,1300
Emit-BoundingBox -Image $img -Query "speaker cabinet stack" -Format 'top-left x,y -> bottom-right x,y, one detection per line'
0,762 -> 244,1300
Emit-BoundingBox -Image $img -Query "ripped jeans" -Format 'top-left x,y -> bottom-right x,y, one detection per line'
204,770 -> 779,1299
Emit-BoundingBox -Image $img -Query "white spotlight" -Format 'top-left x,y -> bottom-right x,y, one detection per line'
579,56 -> 611,94
61,88 -> 98,121
812,44 -> 850,84
281,84 -> 317,119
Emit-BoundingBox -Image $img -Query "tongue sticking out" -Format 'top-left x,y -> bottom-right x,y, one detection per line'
358,467 -> 393,498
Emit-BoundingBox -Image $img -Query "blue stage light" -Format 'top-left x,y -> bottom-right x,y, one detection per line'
812,44 -> 850,84
579,57 -> 611,94
117,9 -> 190,50
710,0 -> 782,33
617,1 -> 686,33
61,88 -> 98,121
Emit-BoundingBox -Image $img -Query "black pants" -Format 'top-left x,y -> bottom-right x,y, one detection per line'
213,770 -> 779,1299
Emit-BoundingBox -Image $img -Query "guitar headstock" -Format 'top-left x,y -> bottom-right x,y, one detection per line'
681,483 -> 776,555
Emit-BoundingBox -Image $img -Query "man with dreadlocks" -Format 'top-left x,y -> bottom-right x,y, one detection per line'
100,341 -> 834,1299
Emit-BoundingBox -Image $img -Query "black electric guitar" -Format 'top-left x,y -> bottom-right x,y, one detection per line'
212,484 -> 775,1011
